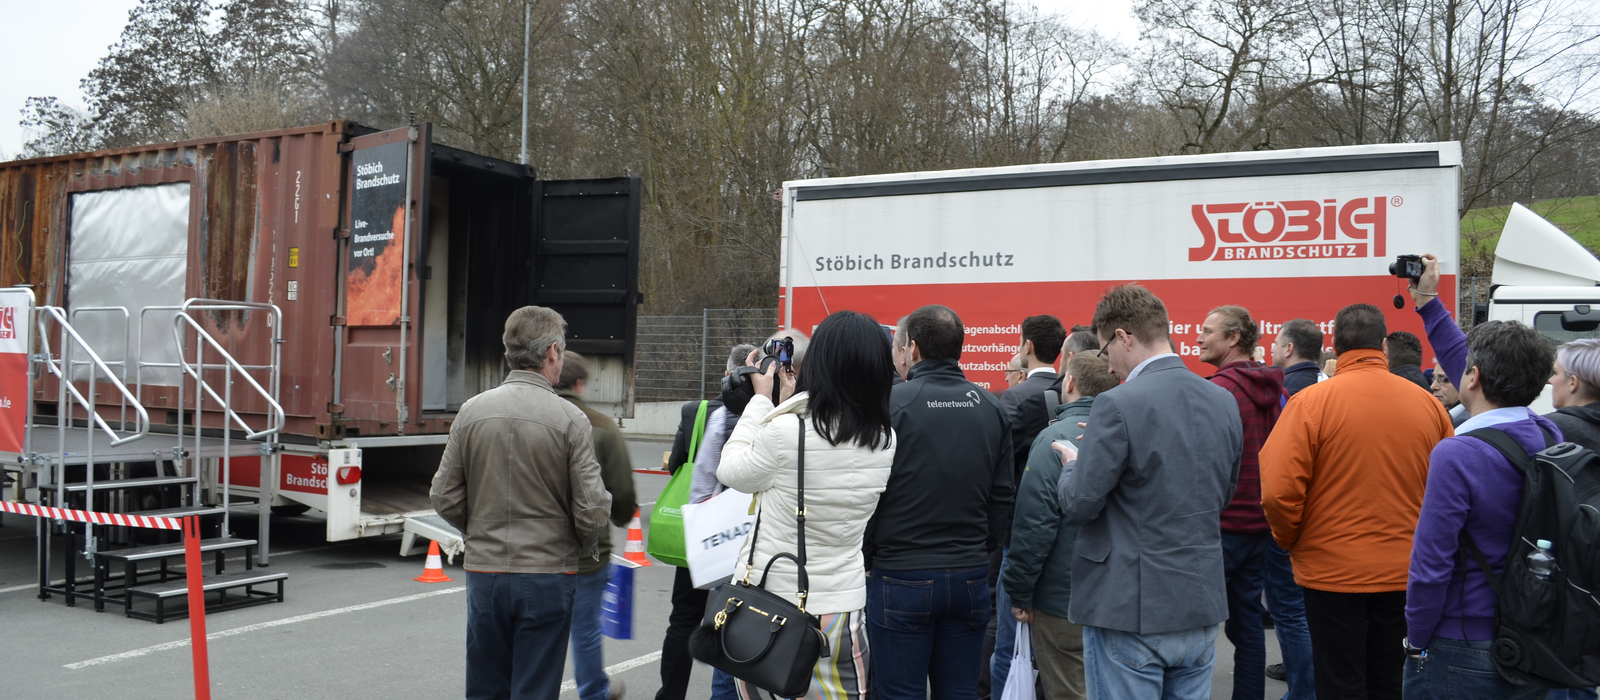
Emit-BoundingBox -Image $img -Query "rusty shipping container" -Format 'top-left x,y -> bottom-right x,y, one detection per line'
0,120 -> 643,443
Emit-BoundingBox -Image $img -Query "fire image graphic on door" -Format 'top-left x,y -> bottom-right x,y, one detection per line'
347,141 -> 409,326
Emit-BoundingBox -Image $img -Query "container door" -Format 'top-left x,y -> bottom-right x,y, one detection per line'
532,177 -> 641,418
339,125 -> 429,432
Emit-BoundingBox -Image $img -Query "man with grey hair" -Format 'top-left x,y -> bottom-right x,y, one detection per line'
690,344 -> 761,504
431,305 -> 612,700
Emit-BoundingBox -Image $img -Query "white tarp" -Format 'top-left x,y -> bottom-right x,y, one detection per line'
68,183 -> 190,386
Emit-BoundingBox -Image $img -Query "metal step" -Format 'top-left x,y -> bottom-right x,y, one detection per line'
125,570 -> 287,624
97,537 -> 256,563
127,570 -> 287,599
64,475 -> 198,493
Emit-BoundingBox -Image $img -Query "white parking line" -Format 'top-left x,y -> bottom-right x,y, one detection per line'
65,586 -> 466,669
558,651 -> 662,693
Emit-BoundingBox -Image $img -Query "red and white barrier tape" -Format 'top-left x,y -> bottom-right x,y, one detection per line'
0,501 -> 183,530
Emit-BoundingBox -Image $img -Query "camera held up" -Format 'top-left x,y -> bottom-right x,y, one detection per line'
1390,254 -> 1424,309
1390,254 -> 1424,281
721,337 -> 796,403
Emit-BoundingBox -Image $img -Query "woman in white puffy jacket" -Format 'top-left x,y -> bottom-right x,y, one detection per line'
717,310 -> 897,700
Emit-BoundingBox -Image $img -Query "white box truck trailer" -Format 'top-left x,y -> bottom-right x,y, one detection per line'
780,143 -> 1465,385
1483,202 -> 1600,414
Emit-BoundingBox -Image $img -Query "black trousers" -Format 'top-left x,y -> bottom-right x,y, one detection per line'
655,566 -> 710,700
1302,588 -> 1407,700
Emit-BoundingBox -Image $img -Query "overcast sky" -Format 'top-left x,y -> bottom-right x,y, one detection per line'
0,0 -> 1139,159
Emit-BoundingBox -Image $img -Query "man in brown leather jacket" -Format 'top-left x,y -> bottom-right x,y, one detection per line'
431,305 -> 612,700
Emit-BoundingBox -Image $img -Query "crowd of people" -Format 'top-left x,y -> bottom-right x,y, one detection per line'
428,252 -> 1599,700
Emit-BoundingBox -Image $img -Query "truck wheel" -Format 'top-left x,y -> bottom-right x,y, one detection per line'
271,504 -> 311,517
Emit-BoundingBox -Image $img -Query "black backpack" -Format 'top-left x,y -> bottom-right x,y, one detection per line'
1464,428 -> 1600,688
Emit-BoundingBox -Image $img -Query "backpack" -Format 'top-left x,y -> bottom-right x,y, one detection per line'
1463,427 -> 1600,688
1043,390 -> 1060,425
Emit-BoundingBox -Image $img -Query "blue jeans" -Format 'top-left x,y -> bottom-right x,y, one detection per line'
991,550 -> 1019,697
1403,637 -> 1548,700
466,571 -> 576,700
1083,623 -> 1219,700
570,565 -> 610,700
1263,540 -> 1315,700
1223,533 -> 1268,700
711,668 -> 738,699
867,566 -> 992,700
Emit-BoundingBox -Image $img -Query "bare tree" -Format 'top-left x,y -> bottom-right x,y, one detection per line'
1136,0 -> 1350,152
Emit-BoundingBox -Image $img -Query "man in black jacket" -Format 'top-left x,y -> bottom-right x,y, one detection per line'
867,304 -> 1015,700
1385,330 -> 1432,392
1272,319 -> 1325,397
1264,318 -> 1323,694
1000,315 -> 1066,418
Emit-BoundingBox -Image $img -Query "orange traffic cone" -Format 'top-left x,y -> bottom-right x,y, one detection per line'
414,540 -> 454,583
622,508 -> 652,567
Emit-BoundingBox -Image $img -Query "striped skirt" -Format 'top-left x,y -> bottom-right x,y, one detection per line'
734,609 -> 871,700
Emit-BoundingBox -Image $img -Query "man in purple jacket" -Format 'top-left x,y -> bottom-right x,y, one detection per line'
1404,318 -> 1557,698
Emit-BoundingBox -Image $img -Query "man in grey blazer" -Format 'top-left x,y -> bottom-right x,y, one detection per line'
1054,284 -> 1243,698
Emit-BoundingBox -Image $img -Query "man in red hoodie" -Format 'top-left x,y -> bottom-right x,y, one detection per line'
1197,305 -> 1285,700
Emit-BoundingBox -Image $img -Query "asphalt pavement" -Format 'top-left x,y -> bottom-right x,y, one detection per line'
0,436 -> 1286,698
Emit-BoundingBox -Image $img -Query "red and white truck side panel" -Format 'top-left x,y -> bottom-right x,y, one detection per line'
780,143 -> 1462,386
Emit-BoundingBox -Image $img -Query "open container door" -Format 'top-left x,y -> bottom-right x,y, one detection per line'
532,177 -> 642,419
337,125 -> 428,434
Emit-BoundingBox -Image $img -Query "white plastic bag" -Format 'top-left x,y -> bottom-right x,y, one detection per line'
680,488 -> 756,589
1001,621 -> 1038,700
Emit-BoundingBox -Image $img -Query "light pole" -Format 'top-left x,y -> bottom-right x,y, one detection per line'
519,1 -> 531,166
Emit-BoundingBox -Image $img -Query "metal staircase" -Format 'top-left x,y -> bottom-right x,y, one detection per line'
5,298 -> 288,621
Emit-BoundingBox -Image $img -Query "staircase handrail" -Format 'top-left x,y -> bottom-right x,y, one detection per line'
36,305 -> 151,505
36,307 -> 151,447
169,301 -> 285,441
170,299 -> 283,538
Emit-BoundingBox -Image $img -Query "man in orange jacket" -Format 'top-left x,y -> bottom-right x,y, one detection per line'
1259,303 -> 1453,700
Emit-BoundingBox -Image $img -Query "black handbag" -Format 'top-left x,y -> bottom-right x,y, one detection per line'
688,417 -> 829,697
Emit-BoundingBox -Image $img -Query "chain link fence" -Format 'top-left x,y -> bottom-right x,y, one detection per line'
1460,276 -> 1492,329
635,309 -> 779,402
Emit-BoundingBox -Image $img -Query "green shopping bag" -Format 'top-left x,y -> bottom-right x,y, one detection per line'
646,400 -> 708,568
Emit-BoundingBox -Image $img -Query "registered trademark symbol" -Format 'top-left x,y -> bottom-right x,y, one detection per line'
1391,196 -> 1404,207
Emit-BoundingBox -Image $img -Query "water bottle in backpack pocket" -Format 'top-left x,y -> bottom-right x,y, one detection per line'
1462,430 -> 1600,689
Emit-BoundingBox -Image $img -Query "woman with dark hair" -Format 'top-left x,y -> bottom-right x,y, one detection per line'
717,310 -> 897,700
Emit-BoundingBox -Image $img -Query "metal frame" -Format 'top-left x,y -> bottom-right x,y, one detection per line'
35,306 -> 152,504
166,299 -> 285,541
31,303 -> 151,603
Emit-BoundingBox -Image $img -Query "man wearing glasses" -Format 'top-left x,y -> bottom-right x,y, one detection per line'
1003,354 -> 1026,389
1053,284 -> 1242,699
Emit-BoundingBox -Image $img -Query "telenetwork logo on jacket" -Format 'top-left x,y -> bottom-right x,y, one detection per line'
927,390 -> 983,409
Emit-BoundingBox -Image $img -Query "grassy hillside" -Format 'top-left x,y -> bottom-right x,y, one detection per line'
1459,195 -> 1600,276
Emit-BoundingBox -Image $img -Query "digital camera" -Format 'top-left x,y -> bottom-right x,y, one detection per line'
1390,254 -> 1424,281
720,337 -> 795,397
761,337 -> 795,373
